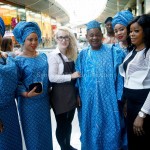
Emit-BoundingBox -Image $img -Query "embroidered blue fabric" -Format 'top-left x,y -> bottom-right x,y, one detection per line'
0,56 -> 22,149
75,44 -> 125,150
15,53 -> 53,150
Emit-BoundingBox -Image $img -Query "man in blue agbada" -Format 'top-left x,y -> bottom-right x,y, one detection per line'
75,20 -> 125,150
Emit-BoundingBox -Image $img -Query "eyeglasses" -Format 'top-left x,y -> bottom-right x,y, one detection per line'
57,36 -> 70,41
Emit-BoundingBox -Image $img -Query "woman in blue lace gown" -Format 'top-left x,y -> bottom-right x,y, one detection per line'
112,10 -> 134,150
0,17 -> 22,149
13,21 -> 53,150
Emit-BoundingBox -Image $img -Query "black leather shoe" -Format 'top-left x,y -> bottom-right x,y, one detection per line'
68,145 -> 77,150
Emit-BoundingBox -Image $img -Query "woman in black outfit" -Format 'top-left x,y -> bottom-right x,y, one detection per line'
48,27 -> 80,150
119,14 -> 150,150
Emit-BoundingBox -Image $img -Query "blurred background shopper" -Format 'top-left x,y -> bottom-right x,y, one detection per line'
103,17 -> 117,44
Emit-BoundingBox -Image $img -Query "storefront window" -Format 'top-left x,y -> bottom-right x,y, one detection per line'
0,3 -> 25,47
0,2 -> 53,48
26,9 -> 42,28
18,8 -> 26,21
41,14 -> 52,48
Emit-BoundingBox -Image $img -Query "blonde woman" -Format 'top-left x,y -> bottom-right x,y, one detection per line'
48,27 -> 80,150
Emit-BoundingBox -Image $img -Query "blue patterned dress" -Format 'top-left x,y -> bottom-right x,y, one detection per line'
114,43 -> 128,150
114,43 -> 128,56
15,53 -> 53,150
0,56 -> 22,150
76,44 -> 125,150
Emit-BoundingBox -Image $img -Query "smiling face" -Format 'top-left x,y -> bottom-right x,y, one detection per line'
56,30 -> 70,52
114,24 -> 128,42
129,22 -> 144,49
24,33 -> 38,52
86,28 -> 103,50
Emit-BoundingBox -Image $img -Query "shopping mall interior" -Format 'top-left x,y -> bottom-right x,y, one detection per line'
0,0 -> 149,48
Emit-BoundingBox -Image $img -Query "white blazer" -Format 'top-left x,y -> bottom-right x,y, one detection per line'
119,48 -> 150,89
119,48 -> 150,115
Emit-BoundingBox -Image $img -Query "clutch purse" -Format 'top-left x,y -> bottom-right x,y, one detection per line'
29,82 -> 43,93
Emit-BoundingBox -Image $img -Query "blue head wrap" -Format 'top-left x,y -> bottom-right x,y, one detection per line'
86,20 -> 101,31
13,21 -> 41,44
112,10 -> 133,29
0,17 -> 5,37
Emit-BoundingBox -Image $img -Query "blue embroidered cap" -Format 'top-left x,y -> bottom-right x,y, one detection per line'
112,10 -> 133,29
13,21 -> 41,44
0,17 -> 5,37
86,20 -> 101,30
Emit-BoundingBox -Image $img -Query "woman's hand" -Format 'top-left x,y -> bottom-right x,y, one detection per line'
133,115 -> 145,136
71,71 -> 81,79
22,86 -> 42,98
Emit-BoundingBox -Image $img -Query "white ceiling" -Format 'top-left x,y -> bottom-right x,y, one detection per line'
96,0 -> 133,23
4,0 -> 136,26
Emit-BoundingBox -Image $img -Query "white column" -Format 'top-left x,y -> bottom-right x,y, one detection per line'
136,0 -> 142,15
145,0 -> 150,13
117,0 -> 120,12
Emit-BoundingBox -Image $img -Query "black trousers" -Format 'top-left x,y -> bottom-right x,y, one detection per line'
123,88 -> 150,150
55,108 -> 75,150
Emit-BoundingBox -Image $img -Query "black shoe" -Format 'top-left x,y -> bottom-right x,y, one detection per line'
68,145 -> 77,150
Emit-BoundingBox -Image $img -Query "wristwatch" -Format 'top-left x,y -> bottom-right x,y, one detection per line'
138,111 -> 146,118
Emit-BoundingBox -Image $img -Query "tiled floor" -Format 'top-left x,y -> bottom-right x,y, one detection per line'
22,109 -> 81,150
